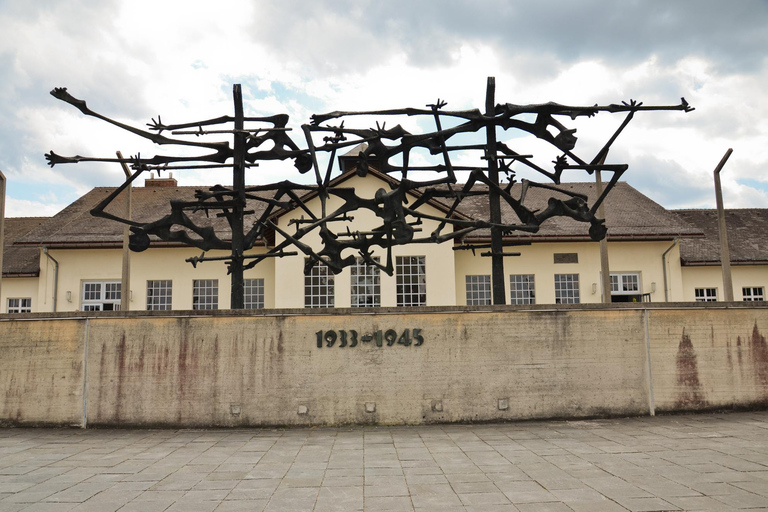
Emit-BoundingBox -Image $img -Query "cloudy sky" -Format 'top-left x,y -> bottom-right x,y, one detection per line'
1,0 -> 766,217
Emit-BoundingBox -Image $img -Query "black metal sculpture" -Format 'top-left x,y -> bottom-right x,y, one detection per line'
46,78 -> 692,308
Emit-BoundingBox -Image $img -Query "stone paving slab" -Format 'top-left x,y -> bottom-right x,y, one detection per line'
1,411 -> 768,511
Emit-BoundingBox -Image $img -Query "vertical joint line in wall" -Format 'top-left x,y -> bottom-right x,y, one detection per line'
82,318 -> 89,429
644,309 -> 655,417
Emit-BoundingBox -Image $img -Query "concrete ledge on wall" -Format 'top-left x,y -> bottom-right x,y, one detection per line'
1,303 -> 767,428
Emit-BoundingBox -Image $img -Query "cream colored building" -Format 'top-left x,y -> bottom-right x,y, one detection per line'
3,165 -> 764,313
676,209 -> 768,302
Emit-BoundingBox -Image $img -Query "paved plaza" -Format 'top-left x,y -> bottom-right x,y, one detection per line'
1,411 -> 767,512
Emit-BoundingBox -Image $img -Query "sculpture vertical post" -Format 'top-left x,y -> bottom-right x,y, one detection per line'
230,85 -> 246,309
485,77 -> 505,304
116,152 -> 132,312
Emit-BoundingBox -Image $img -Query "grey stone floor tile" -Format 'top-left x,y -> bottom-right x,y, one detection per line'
16,505 -> 77,512
458,491 -> 511,506
613,496 -> 679,511
165,500 -> 220,512
212,500 -> 268,512
363,496 -> 413,511
322,476 -> 364,487
408,490 -> 464,509
712,488 -> 768,508
313,486 -> 364,512
564,499 -> 627,511
2,411 -> 768,511
515,503 -> 574,512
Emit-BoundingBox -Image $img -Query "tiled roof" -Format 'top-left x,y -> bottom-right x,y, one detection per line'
17,174 -> 701,248
675,209 -> 768,265
17,186 -> 273,247
445,181 -> 702,242
3,217 -> 48,275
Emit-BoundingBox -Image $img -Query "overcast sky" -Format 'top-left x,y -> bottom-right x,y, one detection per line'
1,0 -> 766,217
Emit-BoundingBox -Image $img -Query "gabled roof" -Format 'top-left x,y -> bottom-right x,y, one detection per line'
268,163 -> 472,223
3,217 -> 48,276
17,186 -> 272,248
18,166 -> 701,249
442,181 -> 702,242
674,209 -> 768,265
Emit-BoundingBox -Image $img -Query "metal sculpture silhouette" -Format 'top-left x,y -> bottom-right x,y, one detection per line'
46,78 -> 693,308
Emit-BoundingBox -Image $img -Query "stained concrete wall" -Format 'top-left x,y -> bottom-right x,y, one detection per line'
1,303 -> 767,427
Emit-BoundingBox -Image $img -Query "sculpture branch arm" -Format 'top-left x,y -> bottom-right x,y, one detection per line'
311,107 -> 483,126
50,87 -> 229,151
45,150 -> 229,168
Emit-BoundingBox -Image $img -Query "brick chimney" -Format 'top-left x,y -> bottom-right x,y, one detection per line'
144,172 -> 178,187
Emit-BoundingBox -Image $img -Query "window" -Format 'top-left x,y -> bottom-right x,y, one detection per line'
147,280 -> 172,311
305,260 -> 334,308
244,278 -> 265,309
466,275 -> 491,306
193,279 -> 218,310
743,287 -> 764,301
351,257 -> 380,307
7,298 -> 31,314
610,272 -> 641,302
510,274 -> 536,305
554,274 -> 580,304
396,256 -> 426,307
82,281 -> 121,311
695,288 -> 717,302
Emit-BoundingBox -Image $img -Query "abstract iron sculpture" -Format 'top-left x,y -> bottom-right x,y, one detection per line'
46,78 -> 692,308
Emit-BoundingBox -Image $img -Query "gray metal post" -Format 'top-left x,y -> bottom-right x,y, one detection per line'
713,148 -> 734,302
0,170 -> 5,306
595,166 -> 611,303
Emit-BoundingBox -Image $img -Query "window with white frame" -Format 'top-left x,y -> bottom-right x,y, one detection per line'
351,257 -> 380,307
305,260 -> 334,308
609,272 -> 642,302
82,281 -> 121,311
193,279 -> 218,310
510,274 -> 536,305
244,278 -> 265,309
146,280 -> 172,311
554,274 -> 580,304
7,298 -> 31,313
396,256 -> 426,307
743,287 -> 764,301
466,275 -> 491,306
694,288 -> 717,302
610,273 -> 640,294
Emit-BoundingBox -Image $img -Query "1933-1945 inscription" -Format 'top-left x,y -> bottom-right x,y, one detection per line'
315,329 -> 423,348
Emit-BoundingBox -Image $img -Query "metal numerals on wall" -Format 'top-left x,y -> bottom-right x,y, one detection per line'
316,329 -> 424,348
45,78 -> 692,307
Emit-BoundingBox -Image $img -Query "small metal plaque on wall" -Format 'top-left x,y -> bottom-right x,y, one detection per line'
553,253 -> 579,264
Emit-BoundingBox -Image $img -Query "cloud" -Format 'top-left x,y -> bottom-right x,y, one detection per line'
248,0 -> 768,75
0,0 -> 766,217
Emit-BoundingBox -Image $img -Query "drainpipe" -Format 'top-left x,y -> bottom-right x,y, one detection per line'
661,238 -> 678,302
42,247 -> 59,312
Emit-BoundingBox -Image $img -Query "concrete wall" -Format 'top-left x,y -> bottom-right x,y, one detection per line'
2,303 -> 766,428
